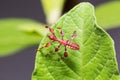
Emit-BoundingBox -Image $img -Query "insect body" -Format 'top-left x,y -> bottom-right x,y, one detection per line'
51,39 -> 79,50
38,26 -> 80,58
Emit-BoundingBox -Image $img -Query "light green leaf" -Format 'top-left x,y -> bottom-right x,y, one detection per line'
41,0 -> 65,24
0,18 -> 47,57
95,1 -> 120,29
32,2 -> 120,80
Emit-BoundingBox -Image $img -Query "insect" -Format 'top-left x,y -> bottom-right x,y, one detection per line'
38,26 -> 80,58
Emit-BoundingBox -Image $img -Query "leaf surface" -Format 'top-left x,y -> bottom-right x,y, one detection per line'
32,2 -> 120,80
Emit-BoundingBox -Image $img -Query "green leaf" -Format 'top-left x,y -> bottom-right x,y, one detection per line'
32,2 -> 120,80
0,18 -> 47,57
41,0 -> 65,24
95,1 -> 120,29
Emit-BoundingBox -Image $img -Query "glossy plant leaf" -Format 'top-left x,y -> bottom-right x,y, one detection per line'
95,1 -> 120,29
0,18 -> 47,57
41,0 -> 65,24
32,2 -> 120,80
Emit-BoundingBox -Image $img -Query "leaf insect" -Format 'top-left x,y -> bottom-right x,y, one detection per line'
38,26 -> 80,59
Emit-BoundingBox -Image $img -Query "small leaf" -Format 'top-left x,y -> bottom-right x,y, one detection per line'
95,1 -> 120,29
41,0 -> 65,24
19,23 -> 48,36
0,18 -> 47,57
32,2 -> 120,80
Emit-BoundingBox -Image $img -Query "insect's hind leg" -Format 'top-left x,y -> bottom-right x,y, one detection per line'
61,31 -> 77,58
54,44 -> 61,52
64,46 -> 68,57
60,30 -> 64,40
69,31 -> 77,41
54,29 -> 64,52
58,46 -> 68,61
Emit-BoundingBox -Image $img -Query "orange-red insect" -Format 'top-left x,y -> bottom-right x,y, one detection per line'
38,26 -> 80,58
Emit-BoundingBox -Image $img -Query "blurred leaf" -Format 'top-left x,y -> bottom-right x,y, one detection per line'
95,1 -> 120,29
41,0 -> 65,24
32,2 -> 120,80
0,18 -> 48,57
19,23 -> 48,36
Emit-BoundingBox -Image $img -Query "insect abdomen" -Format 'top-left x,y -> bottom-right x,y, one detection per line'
66,41 -> 79,50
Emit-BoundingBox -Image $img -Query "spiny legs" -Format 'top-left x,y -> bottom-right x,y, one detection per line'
37,42 -> 51,51
45,26 -> 57,38
63,31 -> 77,58
54,29 -> 64,52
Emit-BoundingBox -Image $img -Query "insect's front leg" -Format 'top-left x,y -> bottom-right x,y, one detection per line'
37,41 -> 56,57
37,42 -> 51,51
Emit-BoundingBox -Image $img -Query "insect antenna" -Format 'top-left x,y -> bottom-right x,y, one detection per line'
45,25 -> 57,38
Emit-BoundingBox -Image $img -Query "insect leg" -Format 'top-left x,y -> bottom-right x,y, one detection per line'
57,46 -> 68,61
45,26 -> 57,38
69,31 -> 77,41
55,30 -> 64,52
37,42 -> 51,51
37,40 -> 55,51
60,30 -> 64,40
55,44 -> 61,52
64,46 -> 68,57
